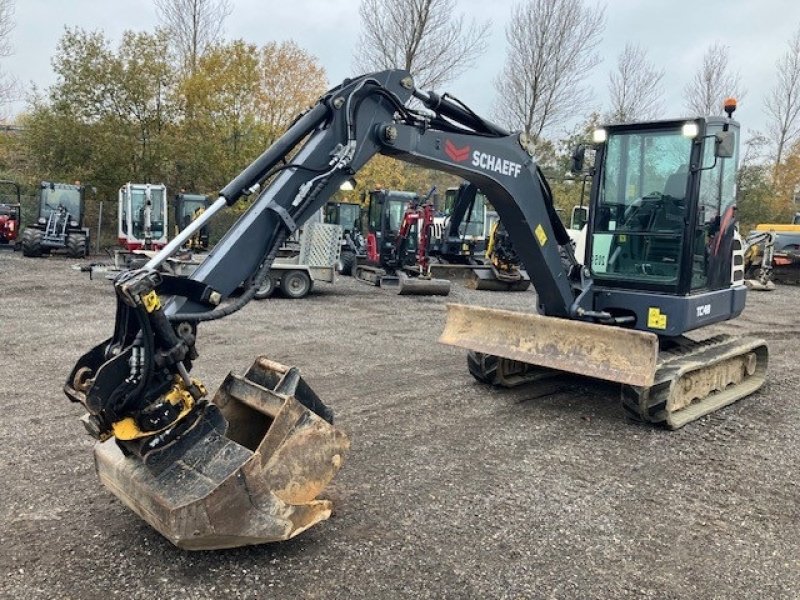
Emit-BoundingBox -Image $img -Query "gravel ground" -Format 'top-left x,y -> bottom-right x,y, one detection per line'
0,252 -> 799,599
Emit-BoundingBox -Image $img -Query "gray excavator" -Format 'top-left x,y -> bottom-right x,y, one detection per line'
65,71 -> 766,550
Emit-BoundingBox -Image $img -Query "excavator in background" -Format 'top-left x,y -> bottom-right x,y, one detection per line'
353,187 -> 450,295
742,230 -> 776,290
174,193 -> 211,251
118,183 -> 168,252
0,180 -> 22,250
426,182 -> 530,291
747,222 -> 800,285
65,71 -> 767,550
21,181 -> 91,258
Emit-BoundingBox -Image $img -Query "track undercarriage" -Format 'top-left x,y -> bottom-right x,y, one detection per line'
441,304 -> 768,429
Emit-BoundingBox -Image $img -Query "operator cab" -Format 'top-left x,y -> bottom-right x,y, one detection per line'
324,201 -> 362,236
174,193 -> 211,251
366,189 -> 420,266
39,182 -> 83,225
441,186 -> 488,240
118,183 -> 168,251
589,117 -> 738,293
585,113 -> 741,335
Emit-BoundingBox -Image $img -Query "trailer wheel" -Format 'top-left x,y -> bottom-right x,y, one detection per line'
281,270 -> 312,299
337,251 -> 356,276
21,228 -> 43,257
467,351 -> 499,385
254,274 -> 275,300
67,233 -> 87,258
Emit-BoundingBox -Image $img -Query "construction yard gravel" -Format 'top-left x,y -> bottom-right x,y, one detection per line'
1,252 -> 799,599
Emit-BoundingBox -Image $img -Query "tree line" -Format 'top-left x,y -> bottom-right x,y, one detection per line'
0,0 -> 797,236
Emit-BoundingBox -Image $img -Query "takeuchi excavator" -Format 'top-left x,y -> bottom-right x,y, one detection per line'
65,71 -> 767,550
353,187 -> 451,295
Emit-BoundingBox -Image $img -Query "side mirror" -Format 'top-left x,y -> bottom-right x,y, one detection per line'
570,145 -> 586,173
570,205 -> 589,230
715,131 -> 735,159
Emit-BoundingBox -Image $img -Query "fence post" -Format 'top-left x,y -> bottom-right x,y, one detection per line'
96,201 -> 103,255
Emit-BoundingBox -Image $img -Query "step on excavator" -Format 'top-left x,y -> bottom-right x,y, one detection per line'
65,71 -> 767,550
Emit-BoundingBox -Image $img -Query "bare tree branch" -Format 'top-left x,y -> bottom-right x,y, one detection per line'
353,0 -> 490,90
0,0 -> 16,118
606,42 -> 664,123
684,42 -> 745,116
493,0 -> 605,143
154,0 -> 232,73
765,24 -> 800,166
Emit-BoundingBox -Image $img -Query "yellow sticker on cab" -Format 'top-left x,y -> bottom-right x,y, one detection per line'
647,307 -> 667,330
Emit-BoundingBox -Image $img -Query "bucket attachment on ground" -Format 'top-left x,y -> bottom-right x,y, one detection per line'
464,267 -> 531,292
428,262 -> 482,281
93,357 -> 350,550
439,303 -> 659,387
395,271 -> 450,296
745,277 -> 776,291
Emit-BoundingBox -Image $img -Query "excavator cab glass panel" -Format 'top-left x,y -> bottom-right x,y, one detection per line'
591,126 -> 693,290
336,203 -> 361,235
177,194 -> 208,231
441,188 -> 487,239
130,187 -> 165,239
40,185 -> 81,221
691,124 -> 739,291
461,192 -> 487,239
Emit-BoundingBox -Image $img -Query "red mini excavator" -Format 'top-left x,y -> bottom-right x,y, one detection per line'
354,187 -> 450,295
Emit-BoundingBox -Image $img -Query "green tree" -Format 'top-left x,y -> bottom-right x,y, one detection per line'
175,40 -> 261,191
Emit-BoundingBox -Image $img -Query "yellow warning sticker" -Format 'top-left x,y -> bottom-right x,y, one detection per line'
647,307 -> 668,330
142,291 -> 161,313
534,224 -> 547,246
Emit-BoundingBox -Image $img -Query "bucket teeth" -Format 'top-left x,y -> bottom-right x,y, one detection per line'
94,356 -> 349,550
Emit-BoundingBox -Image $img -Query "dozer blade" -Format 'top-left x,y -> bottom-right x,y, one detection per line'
439,304 -> 659,387
464,267 -> 531,292
94,357 -> 350,550
394,271 -> 450,296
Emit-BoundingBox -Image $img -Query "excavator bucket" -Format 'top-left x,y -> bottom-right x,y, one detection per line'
93,357 -> 350,550
439,304 -> 659,387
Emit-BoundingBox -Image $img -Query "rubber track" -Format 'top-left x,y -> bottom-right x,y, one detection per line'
621,334 -> 768,429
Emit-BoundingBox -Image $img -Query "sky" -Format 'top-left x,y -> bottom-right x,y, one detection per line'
5,0 -> 800,142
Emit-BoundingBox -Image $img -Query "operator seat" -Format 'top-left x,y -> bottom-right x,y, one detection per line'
644,164 -> 690,272
663,164 -> 689,201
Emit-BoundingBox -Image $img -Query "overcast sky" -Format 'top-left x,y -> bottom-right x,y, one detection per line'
5,0 -> 800,141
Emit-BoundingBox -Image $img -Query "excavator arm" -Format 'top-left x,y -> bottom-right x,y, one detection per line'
63,69 -> 600,549
66,69 -> 580,442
